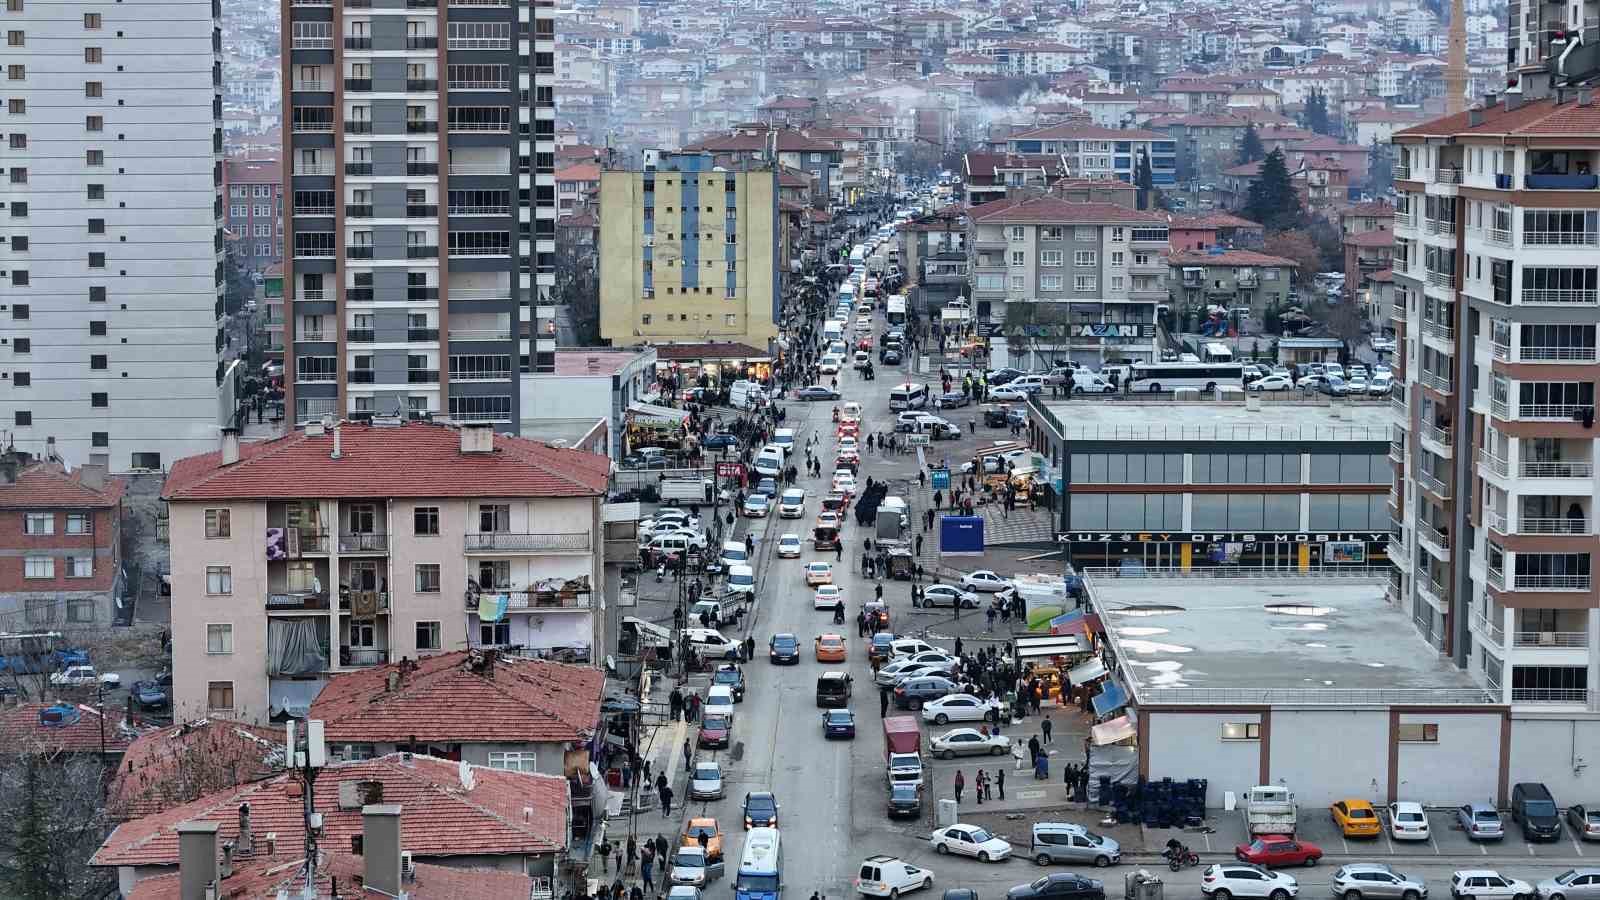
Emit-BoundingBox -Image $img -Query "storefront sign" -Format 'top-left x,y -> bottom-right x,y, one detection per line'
715,462 -> 746,480
1071,324 -> 1145,338
1324,541 -> 1367,563
1056,531 -> 1389,544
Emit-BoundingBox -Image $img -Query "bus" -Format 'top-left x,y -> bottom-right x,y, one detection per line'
735,827 -> 782,900
885,295 -> 907,326
1128,361 -> 1246,393
1200,341 -> 1234,363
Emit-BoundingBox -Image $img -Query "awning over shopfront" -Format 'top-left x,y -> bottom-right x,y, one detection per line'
623,616 -> 673,647
1014,633 -> 1089,661
1068,657 -> 1108,685
268,678 -> 326,718
1092,714 -> 1136,746
626,403 -> 691,426
1092,679 -> 1130,717
1049,609 -> 1103,638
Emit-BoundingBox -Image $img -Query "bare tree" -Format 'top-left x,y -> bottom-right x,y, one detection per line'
0,747 -> 118,900
107,717 -> 284,821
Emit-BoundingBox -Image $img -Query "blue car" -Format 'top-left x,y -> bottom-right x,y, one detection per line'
131,679 -> 169,710
822,708 -> 856,739
703,433 -> 740,450
768,633 -> 801,665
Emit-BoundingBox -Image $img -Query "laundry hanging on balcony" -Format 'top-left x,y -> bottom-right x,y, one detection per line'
477,592 -> 508,623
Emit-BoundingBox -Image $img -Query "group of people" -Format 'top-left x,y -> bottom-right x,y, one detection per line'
951,766 -> 1007,804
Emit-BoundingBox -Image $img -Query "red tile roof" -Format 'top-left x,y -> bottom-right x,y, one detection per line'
0,460 -> 127,509
109,719 -> 286,820
161,423 -> 609,502
1169,249 -> 1297,267
1343,200 -> 1396,218
310,651 -> 603,745
1169,212 -> 1263,229
1345,229 -> 1397,248
1221,160 -> 1263,177
93,754 -> 570,868
654,342 -> 769,360
126,853 -> 534,900
970,197 -> 1167,225
1396,93 -> 1600,138
0,703 -> 141,755
555,162 -> 601,183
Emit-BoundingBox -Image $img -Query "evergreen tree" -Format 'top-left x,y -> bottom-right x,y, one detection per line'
1135,153 -> 1154,210
1243,148 -> 1302,231
1306,89 -> 1331,135
1237,122 -> 1265,165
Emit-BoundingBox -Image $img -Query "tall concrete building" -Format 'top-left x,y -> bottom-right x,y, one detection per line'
280,0 -> 556,426
1390,94 -> 1600,711
1,0 -> 225,472
597,152 -> 780,350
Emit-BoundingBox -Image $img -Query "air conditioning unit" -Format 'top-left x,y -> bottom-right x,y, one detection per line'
400,851 -> 415,881
1539,631 -> 1557,646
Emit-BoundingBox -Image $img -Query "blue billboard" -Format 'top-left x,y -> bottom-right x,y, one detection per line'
939,515 -> 985,556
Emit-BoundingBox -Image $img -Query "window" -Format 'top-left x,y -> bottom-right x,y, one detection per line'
10,374 -> 27,389
1040,275 -> 1063,291
65,513 -> 90,534
12,304 -> 27,319
24,556 -> 53,578
1221,722 -> 1261,740
414,506 -> 439,535
208,681 -> 235,711
84,46 -> 100,62
85,81 -> 102,97
7,30 -> 22,45
1074,250 -> 1097,267
67,556 -> 92,578
88,252 -> 105,268
83,12 -> 100,27
13,412 -> 27,427
1073,274 -> 1097,291
1074,226 -> 1095,241
7,98 -> 21,113
478,503 -> 510,532
480,619 -> 510,645
86,149 -> 103,166
10,201 -> 25,216
487,751 -> 536,772
4,0 -> 19,11
1009,250 -> 1026,267
92,432 -> 107,447
11,270 -> 26,285
1396,723 -> 1439,742
207,623 -> 233,654
415,563 -> 440,593
206,565 -> 232,594
67,599 -> 94,623
1040,226 -> 1064,240
1009,226 -> 1025,241
87,184 -> 103,200
205,508 -> 230,538
7,133 -> 22,149
416,620 -> 441,650
1040,250 -> 1064,267
89,320 -> 106,336
477,559 -> 510,589
1110,227 -> 1125,242
88,218 -> 104,234
23,512 -> 52,534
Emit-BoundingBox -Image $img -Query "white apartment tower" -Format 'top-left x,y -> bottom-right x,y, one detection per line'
1,0 -> 225,471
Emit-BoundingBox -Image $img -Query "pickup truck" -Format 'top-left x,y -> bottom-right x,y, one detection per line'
1243,784 -> 1298,836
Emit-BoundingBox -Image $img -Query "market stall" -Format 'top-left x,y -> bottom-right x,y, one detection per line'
1011,634 -> 1095,706
624,402 -> 691,454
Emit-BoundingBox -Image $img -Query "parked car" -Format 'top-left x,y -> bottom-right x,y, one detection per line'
1536,869 -> 1600,900
697,712 -> 733,749
1448,871 -> 1532,900
856,856 -> 934,898
921,584 -> 979,609
1249,375 -> 1295,392
1234,837 -> 1321,868
1330,864 -> 1428,900
887,783 -> 926,819
50,665 -> 117,688
930,727 -> 1010,758
893,675 -> 958,709
710,664 -> 745,701
131,679 -> 170,710
703,432 -> 740,450
921,693 -> 1002,725
742,791 -> 779,829
797,385 -> 841,401
1331,800 -> 1382,838
1512,782 -> 1563,841
1029,822 -> 1121,868
1202,864 -> 1300,900
1456,802 -> 1505,841
1566,804 -> 1600,841
1387,801 -> 1430,841
690,760 -> 725,800
989,386 -> 1029,402
984,406 -> 1013,427
931,824 -> 1012,862
937,391 -> 970,409
961,569 -> 1012,593
1008,873 -> 1107,900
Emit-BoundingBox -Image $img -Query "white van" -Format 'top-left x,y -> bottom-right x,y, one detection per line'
720,540 -> 749,569
729,380 -> 766,410
888,383 -> 928,411
772,428 -> 795,454
823,320 -> 845,342
726,564 -> 755,596
1069,370 -> 1116,393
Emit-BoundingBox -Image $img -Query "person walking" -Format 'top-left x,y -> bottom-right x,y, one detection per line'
597,838 -> 612,873
933,489 -> 943,510
915,534 -> 924,556
640,846 -> 655,891
1028,734 -> 1042,765
879,686 -> 890,716
660,784 -> 674,817
1012,741 -> 1027,771
953,770 -> 965,805
984,605 -> 997,633
1041,716 -> 1054,744
626,835 -> 638,873
668,688 -> 682,721
683,739 -> 692,771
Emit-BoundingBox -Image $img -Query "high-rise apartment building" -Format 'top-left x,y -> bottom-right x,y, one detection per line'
280,0 -> 556,425
1,0 -> 225,472
597,152 -> 780,350
1390,93 -> 1600,711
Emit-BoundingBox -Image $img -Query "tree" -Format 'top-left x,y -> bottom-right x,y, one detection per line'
1305,89 -> 1331,136
0,749 -> 117,900
1237,123 -> 1265,165
897,139 -> 944,180
1243,149 -> 1303,231
1135,153 -> 1154,210
552,230 -> 599,345
222,249 -> 256,316
1262,229 -> 1322,288
1365,140 -> 1395,196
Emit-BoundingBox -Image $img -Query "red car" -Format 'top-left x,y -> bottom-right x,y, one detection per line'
698,712 -> 732,749
1233,837 -> 1322,868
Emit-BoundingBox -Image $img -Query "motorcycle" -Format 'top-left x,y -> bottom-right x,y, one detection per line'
1163,846 -> 1199,872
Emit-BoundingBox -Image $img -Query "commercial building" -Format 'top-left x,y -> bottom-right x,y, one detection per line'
1390,93 -> 1600,712
279,0 -> 556,425
967,197 -> 1170,366
160,421 -> 609,723
0,452 -> 126,631
597,151 -> 780,350
1167,249 -> 1295,317
519,346 -> 656,461
1027,399 -> 1394,570
0,0 -> 225,471
999,124 -> 1178,186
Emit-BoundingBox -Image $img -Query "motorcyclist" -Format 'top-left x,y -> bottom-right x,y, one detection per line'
833,600 -> 846,625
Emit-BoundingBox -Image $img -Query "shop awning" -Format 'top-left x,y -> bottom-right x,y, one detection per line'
1014,634 -> 1089,661
603,501 -> 642,523
623,616 -> 673,646
1092,714 -> 1136,746
1092,679 -> 1130,717
627,403 -> 690,426
267,678 -> 327,718
1069,657 -> 1108,685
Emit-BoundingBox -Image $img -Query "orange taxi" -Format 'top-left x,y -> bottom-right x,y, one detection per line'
815,633 -> 847,662
681,817 -> 724,861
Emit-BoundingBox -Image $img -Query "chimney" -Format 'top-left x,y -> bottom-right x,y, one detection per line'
331,423 -> 343,460
460,423 -> 495,454
176,820 -> 221,900
220,840 -> 235,879
219,427 -> 241,466
78,464 -> 106,492
236,803 -> 253,855
1580,90 -> 1594,107
1468,107 -> 1484,127
362,804 -> 404,899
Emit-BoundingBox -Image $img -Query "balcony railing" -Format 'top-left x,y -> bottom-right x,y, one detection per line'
406,37 -> 438,50
344,79 -> 372,92
292,80 -> 328,92
1425,270 -> 1455,290
291,38 -> 333,50
1418,369 -> 1453,394
346,205 -> 373,218
448,163 -> 511,175
466,586 -> 593,611
465,532 -> 591,552
1512,630 -> 1589,648
1487,227 -> 1512,246
1394,211 -> 1416,228
1391,394 -> 1408,423
1389,440 -> 1405,463
406,121 -> 439,134
407,328 -> 439,341
406,245 -> 439,258
406,79 -> 439,93
344,163 -> 373,176
445,121 -> 510,132
346,370 -> 375,384
1436,167 -> 1462,184
339,591 -> 389,614
1478,449 -> 1510,478
406,205 -> 439,218
1519,403 -> 1595,420
1514,517 -> 1591,535
298,330 -> 328,343
407,369 -> 440,383
1421,422 -> 1453,447
295,165 -> 336,176
407,162 -> 439,176
448,328 -> 513,341
1419,573 -> 1449,602
338,532 -> 390,553
447,81 -> 511,91
341,647 -> 391,667
448,245 -> 510,256
1512,688 -> 1589,704
1487,567 -> 1506,590
346,329 -> 375,343
1521,459 -> 1594,478
1522,288 -> 1599,305
1523,230 -> 1599,247
1486,508 -> 1508,533
1472,610 -> 1505,646
1425,219 -> 1457,236
1418,522 -> 1451,558
343,37 -> 372,50
267,590 -> 331,611
450,367 -> 511,380
1417,469 -> 1452,498
1518,345 -> 1599,362
449,205 -> 512,216
1392,165 -> 1410,180
447,37 -> 510,50
1421,319 -> 1454,342
1509,574 -> 1592,591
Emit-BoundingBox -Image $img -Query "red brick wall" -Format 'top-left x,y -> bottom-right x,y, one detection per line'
0,506 -> 121,592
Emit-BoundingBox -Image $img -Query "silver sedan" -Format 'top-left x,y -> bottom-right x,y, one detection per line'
930,727 -> 1011,759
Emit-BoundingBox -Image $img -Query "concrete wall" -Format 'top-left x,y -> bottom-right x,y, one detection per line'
1268,709 -> 1391,807
1395,712 -> 1501,806
1146,711 -> 1263,807
1508,716 -> 1600,802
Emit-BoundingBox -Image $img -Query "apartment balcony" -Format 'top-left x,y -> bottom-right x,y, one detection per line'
448,163 -> 511,176
1392,165 -> 1411,181
1486,227 -> 1512,247
295,205 -> 335,217
344,37 -> 372,50
406,205 -> 439,218
464,531 -> 591,553
1522,288 -> 1600,305
1389,439 -> 1405,463
1421,319 -> 1454,342
1417,468 -> 1452,499
1511,688 -> 1590,704
267,589 -> 331,612
1425,219 -> 1458,237
1417,571 -> 1449,604
446,37 -> 509,50
271,528 -> 331,557
346,329 -> 375,343
340,647 -> 392,668
465,584 -> 593,611
346,205 -> 374,219
406,37 -> 439,50
408,287 -> 439,300
1418,369 -> 1453,395
1494,572 -> 1593,593
345,163 -> 374,176
295,165 -> 336,176
290,38 -> 333,50
406,245 -> 440,258
406,79 -> 438,93
404,328 -> 438,342
1425,270 -> 1455,290
1417,522 -> 1452,561
338,532 -> 390,553
347,288 -> 374,302
1520,459 -> 1595,479
449,204 -> 512,216
1513,403 -> 1595,421
295,247 -> 336,259
1515,344 -> 1600,362
346,370 -> 375,384
447,80 -> 511,91
346,246 -> 374,260
1436,167 -> 1462,185
297,330 -> 329,343
1523,229 -> 1599,247
1391,394 -> 1408,424
344,79 -> 372,93
1472,610 -> 1505,647
449,328 -> 513,341
1236,273 -> 1259,288
406,369 -> 440,383
1394,211 -> 1416,229
1479,450 -> 1511,479
338,590 -> 389,615
1511,630 -> 1589,649
292,80 -> 328,92
405,121 -> 440,134
1492,515 -> 1593,536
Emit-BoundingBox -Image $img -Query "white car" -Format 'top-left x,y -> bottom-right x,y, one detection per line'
930,727 -> 1011,758
814,584 -> 844,610
778,489 -> 806,518
1346,376 -> 1370,394
900,650 -> 959,668
1450,871 -> 1533,900
833,472 -> 858,494
889,638 -> 942,658
1202,864 -> 1299,900
50,665 -> 117,688
930,824 -> 1012,862
1387,801 -> 1430,841
921,693 -> 1003,725
856,855 -> 934,898
819,356 -> 843,374
1249,374 -> 1294,392
921,584 -> 978,609
961,570 -> 1012,593
670,844 -> 723,887
1369,375 -> 1394,396
1371,337 -> 1397,353
777,534 -> 803,558
959,457 -> 1003,475
689,759 -> 725,800
838,436 -> 859,455
683,628 -> 742,661
989,386 -> 1028,402
875,657 -> 945,686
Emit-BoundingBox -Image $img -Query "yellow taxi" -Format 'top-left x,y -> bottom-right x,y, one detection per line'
681,817 -> 724,861
815,633 -> 847,662
1331,799 -> 1382,837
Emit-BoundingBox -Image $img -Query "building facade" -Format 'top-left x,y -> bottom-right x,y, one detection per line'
223,155 -> 285,277
161,422 -> 608,723
279,0 -> 553,425
0,0 -> 225,472
1391,94 -> 1600,712
1167,249 -> 1295,317
0,453 -> 126,632
597,152 -> 780,350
